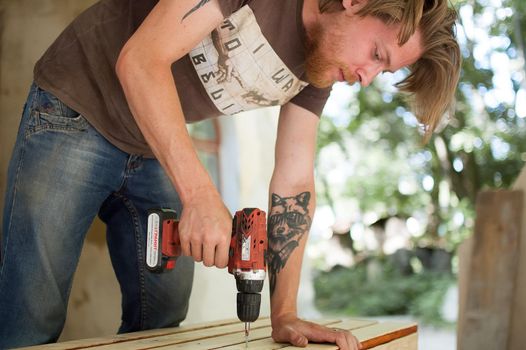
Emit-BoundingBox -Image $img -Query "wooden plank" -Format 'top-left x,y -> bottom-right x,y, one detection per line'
21,319 -> 416,350
280,321 -> 417,350
20,318 -> 265,350
458,190 -> 523,350
151,320 -> 339,350
510,170 -> 526,350
77,319 -> 273,350
216,319 -> 378,350
329,318 -> 379,330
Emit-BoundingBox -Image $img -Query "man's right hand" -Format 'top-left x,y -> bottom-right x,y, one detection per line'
177,187 -> 232,268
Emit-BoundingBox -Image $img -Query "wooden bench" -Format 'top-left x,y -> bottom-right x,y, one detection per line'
20,318 -> 417,350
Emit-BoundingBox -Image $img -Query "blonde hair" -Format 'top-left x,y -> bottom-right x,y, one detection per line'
320,0 -> 461,139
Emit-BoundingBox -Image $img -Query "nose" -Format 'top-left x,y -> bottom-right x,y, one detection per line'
357,65 -> 383,87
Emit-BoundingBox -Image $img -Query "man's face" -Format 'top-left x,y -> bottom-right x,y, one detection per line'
305,6 -> 424,88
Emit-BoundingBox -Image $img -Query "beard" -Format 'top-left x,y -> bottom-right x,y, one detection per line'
304,22 -> 356,88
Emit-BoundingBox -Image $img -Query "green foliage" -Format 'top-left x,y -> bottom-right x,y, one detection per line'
313,258 -> 455,326
315,0 -> 526,249
409,276 -> 454,326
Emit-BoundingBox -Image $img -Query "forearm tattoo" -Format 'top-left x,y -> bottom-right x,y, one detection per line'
267,192 -> 312,296
182,0 -> 211,21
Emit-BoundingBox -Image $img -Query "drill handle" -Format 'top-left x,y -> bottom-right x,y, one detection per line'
228,208 -> 267,275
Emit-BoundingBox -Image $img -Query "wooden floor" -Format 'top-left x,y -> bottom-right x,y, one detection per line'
21,318 -> 417,350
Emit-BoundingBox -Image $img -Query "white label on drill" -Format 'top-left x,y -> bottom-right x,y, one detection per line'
146,213 -> 160,268
242,235 -> 251,261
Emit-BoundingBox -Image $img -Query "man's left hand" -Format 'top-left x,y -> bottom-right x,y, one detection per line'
271,314 -> 362,350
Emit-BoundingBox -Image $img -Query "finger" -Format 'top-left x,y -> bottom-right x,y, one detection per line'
287,328 -> 308,348
345,332 -> 360,350
334,331 -> 350,350
214,239 -> 230,268
180,238 -> 191,257
202,240 -> 215,267
306,327 -> 350,350
296,323 -> 340,344
337,330 -> 362,350
271,326 -> 308,348
190,239 -> 203,262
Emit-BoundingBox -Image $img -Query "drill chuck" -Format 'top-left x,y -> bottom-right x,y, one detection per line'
234,269 -> 266,292
233,269 -> 265,323
237,292 -> 261,322
236,279 -> 264,293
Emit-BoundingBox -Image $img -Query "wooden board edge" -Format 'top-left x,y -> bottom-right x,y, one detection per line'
360,325 -> 417,349
371,332 -> 417,350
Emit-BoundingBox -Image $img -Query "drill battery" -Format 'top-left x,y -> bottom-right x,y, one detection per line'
145,208 -> 179,272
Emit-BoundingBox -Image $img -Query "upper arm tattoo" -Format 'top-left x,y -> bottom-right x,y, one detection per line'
182,0 -> 211,21
267,192 -> 312,296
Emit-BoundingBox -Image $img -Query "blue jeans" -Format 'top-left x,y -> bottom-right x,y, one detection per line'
0,84 -> 194,348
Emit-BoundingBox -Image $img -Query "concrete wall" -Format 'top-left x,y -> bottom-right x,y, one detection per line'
0,0 -> 299,341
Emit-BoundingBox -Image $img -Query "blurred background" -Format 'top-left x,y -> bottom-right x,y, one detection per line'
310,0 -> 526,348
1,0 -> 525,349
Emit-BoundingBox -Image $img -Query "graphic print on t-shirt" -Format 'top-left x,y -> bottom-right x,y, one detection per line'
189,5 -> 308,115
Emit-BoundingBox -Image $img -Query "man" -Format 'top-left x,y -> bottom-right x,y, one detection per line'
0,0 -> 460,348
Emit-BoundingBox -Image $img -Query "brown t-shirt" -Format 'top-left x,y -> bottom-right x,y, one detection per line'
33,0 -> 331,157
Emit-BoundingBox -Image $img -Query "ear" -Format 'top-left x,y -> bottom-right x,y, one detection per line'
342,0 -> 365,14
297,192 -> 311,209
271,193 -> 283,206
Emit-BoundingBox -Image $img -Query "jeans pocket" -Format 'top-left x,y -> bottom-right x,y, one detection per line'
27,85 -> 89,136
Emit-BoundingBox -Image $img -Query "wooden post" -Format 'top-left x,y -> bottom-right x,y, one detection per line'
458,190 -> 523,350
509,169 -> 526,349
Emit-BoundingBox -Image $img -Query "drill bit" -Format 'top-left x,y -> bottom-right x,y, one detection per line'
244,322 -> 250,348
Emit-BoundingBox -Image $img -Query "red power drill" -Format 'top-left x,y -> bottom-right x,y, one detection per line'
145,208 -> 267,336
